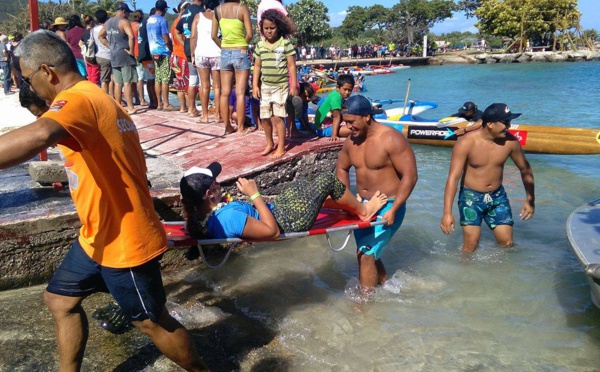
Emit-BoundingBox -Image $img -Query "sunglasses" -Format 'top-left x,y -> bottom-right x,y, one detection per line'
23,64 -> 54,89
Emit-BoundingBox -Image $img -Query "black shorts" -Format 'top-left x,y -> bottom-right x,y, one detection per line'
46,240 -> 166,323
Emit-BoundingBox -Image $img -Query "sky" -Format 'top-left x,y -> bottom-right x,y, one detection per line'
132,0 -> 600,34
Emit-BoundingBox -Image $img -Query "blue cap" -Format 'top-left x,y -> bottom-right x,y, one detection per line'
342,95 -> 373,116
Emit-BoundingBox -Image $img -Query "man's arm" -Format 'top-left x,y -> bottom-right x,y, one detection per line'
0,118 -> 71,169
98,25 -> 110,48
335,143 -> 352,188
440,138 -> 469,234
122,19 -> 135,55
510,143 -> 535,220
382,131 -> 418,225
162,33 -> 172,53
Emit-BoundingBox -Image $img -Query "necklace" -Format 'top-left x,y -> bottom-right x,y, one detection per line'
199,193 -> 233,232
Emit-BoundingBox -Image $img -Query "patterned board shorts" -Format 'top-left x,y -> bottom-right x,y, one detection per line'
154,55 -> 171,84
170,54 -> 189,91
259,84 -> 289,119
458,185 -> 514,229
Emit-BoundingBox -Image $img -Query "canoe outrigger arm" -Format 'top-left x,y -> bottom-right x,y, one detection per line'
585,263 -> 600,280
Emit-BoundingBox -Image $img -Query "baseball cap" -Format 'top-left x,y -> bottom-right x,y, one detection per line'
458,101 -> 477,114
481,103 -> 521,124
342,95 -> 373,116
155,0 -> 168,11
115,2 -> 132,12
180,162 -> 222,205
174,0 -> 191,13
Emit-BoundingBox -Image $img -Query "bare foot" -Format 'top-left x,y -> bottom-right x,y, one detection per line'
271,149 -> 286,158
361,190 -> 388,221
261,145 -> 274,156
223,125 -> 236,135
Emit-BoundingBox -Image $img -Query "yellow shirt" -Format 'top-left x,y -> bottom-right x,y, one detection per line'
42,81 -> 168,268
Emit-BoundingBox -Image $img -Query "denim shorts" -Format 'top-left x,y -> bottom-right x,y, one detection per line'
221,49 -> 251,71
46,240 -> 167,323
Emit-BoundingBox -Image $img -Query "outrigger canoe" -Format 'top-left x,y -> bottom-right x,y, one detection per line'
566,199 -> 600,308
381,119 -> 600,155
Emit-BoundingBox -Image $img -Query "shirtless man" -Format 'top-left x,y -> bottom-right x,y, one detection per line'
336,95 -> 418,290
440,103 -> 535,253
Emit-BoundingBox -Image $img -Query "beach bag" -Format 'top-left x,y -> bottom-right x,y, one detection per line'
84,35 -> 96,64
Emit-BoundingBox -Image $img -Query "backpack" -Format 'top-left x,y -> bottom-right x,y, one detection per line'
83,32 -> 96,64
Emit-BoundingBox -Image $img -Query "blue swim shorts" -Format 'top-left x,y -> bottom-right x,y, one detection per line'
458,185 -> 514,229
46,239 -> 167,323
221,49 -> 251,71
354,199 -> 406,260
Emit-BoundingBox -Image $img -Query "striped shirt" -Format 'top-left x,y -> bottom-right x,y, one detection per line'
254,37 -> 295,87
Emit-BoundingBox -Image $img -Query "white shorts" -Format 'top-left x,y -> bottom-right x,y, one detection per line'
260,84 -> 288,119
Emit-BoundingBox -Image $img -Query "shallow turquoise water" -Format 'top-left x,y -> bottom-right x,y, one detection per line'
209,61 -> 600,369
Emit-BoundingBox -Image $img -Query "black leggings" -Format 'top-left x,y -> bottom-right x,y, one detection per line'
272,172 -> 346,233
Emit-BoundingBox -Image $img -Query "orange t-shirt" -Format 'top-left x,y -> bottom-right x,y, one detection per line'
171,16 -> 186,59
42,81 -> 168,268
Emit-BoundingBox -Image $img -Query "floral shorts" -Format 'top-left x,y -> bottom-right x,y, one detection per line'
195,56 -> 221,70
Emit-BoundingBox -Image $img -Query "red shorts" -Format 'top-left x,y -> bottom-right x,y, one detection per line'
86,61 -> 100,85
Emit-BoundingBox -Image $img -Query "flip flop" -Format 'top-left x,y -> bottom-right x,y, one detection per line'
188,111 -> 201,117
163,105 -> 179,112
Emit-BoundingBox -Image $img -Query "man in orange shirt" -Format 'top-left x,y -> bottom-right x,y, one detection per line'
4,30 -> 207,371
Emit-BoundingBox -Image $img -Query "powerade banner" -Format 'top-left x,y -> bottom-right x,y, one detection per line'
407,125 -> 459,141
406,125 -> 529,146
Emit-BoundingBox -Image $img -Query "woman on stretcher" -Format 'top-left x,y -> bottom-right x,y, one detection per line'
180,162 -> 388,240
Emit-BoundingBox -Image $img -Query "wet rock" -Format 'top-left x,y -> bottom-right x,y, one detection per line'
516,54 -> 531,63
530,53 -> 549,62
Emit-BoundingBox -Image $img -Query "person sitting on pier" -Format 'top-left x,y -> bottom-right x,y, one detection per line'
313,74 -> 354,141
180,162 -> 388,240
285,81 -> 316,137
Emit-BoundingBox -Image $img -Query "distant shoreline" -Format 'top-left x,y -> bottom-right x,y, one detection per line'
297,50 -> 600,69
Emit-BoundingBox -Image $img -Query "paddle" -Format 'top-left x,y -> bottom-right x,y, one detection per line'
402,79 -> 411,114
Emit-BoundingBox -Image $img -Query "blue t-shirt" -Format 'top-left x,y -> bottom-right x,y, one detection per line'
207,201 -> 275,239
146,14 -> 170,56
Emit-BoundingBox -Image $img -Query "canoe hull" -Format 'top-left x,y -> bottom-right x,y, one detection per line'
566,199 -> 600,309
381,120 -> 600,155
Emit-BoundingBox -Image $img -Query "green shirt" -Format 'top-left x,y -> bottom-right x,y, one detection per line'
314,89 -> 342,128
254,37 -> 295,87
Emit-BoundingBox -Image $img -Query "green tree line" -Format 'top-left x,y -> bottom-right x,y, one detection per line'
0,0 -> 596,52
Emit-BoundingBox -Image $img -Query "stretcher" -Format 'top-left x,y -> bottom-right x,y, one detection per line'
163,208 -> 387,268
